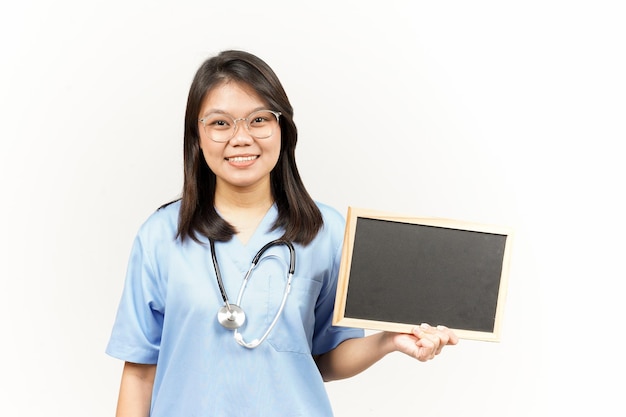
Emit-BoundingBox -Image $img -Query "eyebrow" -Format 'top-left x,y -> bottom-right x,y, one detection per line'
200,106 -> 268,119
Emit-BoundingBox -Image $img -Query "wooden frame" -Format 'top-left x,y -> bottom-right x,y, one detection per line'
332,207 -> 513,342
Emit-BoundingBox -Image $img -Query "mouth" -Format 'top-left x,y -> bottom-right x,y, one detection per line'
225,155 -> 259,162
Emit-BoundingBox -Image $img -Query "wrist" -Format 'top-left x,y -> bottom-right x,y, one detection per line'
378,331 -> 399,355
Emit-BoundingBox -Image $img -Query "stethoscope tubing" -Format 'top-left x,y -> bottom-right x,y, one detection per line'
209,238 -> 296,348
210,239 -> 233,312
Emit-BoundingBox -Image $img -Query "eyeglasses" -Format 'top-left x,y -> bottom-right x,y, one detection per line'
198,110 -> 281,143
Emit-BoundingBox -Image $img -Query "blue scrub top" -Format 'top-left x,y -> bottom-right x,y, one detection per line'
106,201 -> 364,417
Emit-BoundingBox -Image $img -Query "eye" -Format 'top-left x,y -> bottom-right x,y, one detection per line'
249,111 -> 274,127
214,119 -> 229,127
250,116 -> 267,125
203,114 -> 233,130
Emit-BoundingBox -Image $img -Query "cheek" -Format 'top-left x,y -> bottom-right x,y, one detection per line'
267,144 -> 281,170
269,134 -> 282,160
199,136 -> 210,153
199,142 -> 224,171
200,139 -> 221,158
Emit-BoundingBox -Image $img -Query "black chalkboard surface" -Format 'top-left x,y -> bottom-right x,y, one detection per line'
333,207 -> 513,341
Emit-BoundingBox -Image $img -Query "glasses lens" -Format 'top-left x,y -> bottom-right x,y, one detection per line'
246,110 -> 279,139
202,113 -> 235,142
201,111 -> 279,142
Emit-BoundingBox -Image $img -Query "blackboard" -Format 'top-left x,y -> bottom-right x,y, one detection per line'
332,207 -> 513,341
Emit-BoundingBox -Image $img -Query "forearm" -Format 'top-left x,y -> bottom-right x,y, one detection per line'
316,324 -> 459,382
316,332 -> 396,382
115,362 -> 156,417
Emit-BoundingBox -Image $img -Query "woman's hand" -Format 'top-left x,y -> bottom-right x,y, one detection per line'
316,323 -> 459,381
391,323 -> 459,362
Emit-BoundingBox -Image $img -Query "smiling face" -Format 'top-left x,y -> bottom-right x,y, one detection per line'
198,81 -> 281,195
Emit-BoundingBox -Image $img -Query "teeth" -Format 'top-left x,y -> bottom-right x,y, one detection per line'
228,156 -> 256,162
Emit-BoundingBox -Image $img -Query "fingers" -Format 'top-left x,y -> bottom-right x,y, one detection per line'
438,325 -> 459,346
415,334 -> 437,361
414,323 -> 459,346
411,323 -> 459,361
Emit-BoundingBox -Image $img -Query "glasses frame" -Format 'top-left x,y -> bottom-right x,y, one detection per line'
198,110 -> 282,143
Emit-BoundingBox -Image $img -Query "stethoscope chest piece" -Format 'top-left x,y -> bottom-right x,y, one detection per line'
210,238 -> 296,348
217,304 -> 246,329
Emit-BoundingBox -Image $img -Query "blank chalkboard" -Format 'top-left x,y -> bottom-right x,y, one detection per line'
332,207 -> 513,341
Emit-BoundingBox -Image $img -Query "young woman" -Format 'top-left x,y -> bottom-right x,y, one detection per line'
106,50 -> 458,417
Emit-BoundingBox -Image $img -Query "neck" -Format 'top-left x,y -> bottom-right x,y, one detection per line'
214,179 -> 274,244
214,178 -> 273,212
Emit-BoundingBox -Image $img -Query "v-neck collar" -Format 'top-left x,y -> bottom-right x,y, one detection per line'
216,204 -> 283,272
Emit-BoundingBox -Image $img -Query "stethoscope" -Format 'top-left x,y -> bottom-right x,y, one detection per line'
209,238 -> 296,349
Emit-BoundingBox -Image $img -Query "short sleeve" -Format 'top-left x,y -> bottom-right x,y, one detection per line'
105,233 -> 166,364
311,206 -> 364,355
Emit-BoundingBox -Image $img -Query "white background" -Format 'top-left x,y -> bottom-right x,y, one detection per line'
1,1 -> 624,416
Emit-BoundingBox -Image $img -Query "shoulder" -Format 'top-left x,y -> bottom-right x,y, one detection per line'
314,201 -> 346,246
316,201 -> 345,229
118,201 -> 181,289
135,200 -> 180,244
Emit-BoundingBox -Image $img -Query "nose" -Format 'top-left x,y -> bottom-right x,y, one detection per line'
229,118 -> 254,144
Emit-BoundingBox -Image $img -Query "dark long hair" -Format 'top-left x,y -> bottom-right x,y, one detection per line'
176,50 -> 323,245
